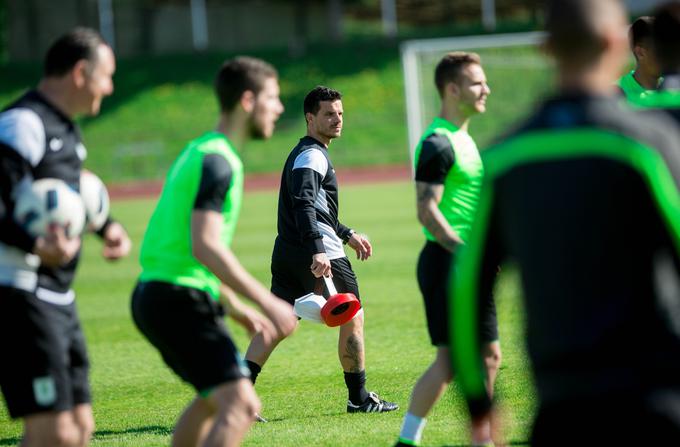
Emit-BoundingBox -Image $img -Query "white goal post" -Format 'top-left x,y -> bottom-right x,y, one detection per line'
400,31 -> 547,161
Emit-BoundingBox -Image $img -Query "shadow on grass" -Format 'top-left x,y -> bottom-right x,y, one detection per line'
262,409 -> 347,423
94,424 -> 173,438
0,424 -> 173,445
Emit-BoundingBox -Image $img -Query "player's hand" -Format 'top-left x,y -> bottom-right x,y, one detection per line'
34,225 -> 81,267
347,232 -> 372,261
310,252 -> 332,278
101,221 -> 132,260
261,296 -> 298,338
230,305 -> 275,338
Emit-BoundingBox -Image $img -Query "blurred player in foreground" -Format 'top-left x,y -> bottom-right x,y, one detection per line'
451,0 -> 680,445
131,57 -> 297,447
0,28 -> 130,447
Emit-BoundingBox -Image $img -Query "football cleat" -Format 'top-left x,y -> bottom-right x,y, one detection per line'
254,412 -> 268,423
347,391 -> 399,413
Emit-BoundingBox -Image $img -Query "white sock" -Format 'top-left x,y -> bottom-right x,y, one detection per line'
398,412 -> 426,445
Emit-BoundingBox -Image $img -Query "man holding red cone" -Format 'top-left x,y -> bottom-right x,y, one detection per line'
244,85 -> 398,417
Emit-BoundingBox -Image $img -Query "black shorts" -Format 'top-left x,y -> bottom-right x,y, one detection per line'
130,281 -> 249,394
0,286 -> 90,419
271,239 -> 360,304
417,241 -> 498,346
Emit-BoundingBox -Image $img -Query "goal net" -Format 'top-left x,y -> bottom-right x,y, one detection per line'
400,32 -> 552,163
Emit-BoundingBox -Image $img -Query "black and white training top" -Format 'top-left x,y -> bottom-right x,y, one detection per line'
0,90 -> 88,305
274,136 -> 353,259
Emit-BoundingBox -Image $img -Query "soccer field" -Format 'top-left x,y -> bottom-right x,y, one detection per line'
0,181 -> 535,446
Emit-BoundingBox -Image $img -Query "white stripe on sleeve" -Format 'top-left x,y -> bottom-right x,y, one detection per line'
0,108 -> 46,167
292,148 -> 328,177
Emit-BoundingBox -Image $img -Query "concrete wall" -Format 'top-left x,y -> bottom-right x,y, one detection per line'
6,0 -> 328,61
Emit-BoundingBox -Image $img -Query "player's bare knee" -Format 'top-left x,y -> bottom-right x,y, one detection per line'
214,386 -> 260,430
24,413 -> 80,447
434,348 -> 454,382
47,422 -> 80,447
213,379 -> 260,417
341,313 -> 364,337
72,405 -> 95,444
76,417 -> 95,445
483,344 -> 502,373
437,360 -> 454,383
352,310 -> 364,328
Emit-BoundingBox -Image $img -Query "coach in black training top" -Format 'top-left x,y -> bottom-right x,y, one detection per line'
0,28 -> 130,447
244,86 -> 398,416
450,1 -> 680,445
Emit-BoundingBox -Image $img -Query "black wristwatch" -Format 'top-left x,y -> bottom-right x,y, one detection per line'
343,229 -> 355,245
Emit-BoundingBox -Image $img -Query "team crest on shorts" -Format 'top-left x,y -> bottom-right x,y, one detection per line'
33,376 -> 57,406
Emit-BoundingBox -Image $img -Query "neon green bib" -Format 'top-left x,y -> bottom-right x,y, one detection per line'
618,71 -> 654,102
139,131 -> 243,300
414,117 -> 484,243
631,89 -> 680,109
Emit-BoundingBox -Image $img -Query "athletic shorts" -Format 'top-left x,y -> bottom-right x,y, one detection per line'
130,281 -> 249,394
271,240 -> 360,305
0,286 -> 91,419
417,241 -> 498,346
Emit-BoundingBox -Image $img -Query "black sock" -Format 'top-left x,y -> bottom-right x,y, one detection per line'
344,370 -> 369,404
246,360 -> 261,384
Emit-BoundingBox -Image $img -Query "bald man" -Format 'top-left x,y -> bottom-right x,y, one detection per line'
450,0 -> 680,445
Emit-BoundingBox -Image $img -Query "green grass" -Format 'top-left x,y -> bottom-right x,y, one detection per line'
0,181 -> 535,446
0,41 -> 553,183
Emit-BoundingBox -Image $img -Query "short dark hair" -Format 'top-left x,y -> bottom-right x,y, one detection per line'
545,0 -> 623,66
629,16 -> 654,50
214,56 -> 278,112
303,86 -> 342,117
652,2 -> 680,71
44,27 -> 107,77
434,52 -> 481,98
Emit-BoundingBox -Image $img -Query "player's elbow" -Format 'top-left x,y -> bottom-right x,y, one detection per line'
191,234 -> 212,265
416,204 -> 431,227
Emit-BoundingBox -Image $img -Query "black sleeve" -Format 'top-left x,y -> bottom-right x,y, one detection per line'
0,147 -> 37,252
193,153 -> 232,212
336,222 -> 353,243
94,216 -> 121,239
450,178 -> 505,419
290,167 -> 326,254
415,133 -> 455,184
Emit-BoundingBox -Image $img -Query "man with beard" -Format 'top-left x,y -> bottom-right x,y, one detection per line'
131,57 -> 298,447
243,86 -> 398,417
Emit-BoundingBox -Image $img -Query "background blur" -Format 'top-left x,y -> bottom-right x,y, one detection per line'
0,0 -> 668,183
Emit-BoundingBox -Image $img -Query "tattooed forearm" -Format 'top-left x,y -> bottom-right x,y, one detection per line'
343,334 -> 363,373
416,182 -> 462,253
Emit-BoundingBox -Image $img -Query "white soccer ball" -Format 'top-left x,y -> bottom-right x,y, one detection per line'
80,170 -> 110,232
13,178 -> 85,239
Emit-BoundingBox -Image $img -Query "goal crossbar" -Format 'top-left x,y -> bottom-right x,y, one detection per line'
400,31 -> 547,158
